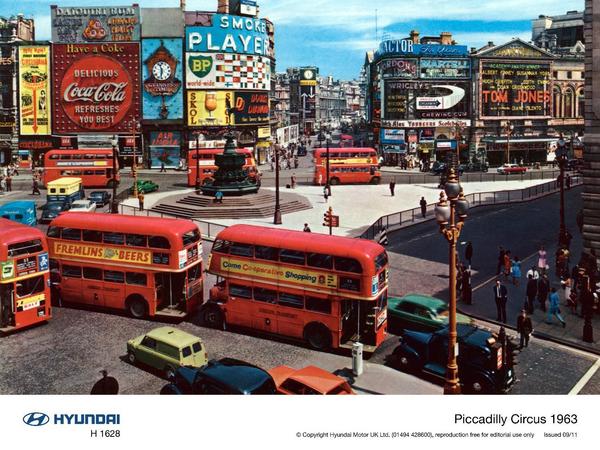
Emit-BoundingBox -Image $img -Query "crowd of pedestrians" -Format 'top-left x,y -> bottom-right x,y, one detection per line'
0,162 -> 19,194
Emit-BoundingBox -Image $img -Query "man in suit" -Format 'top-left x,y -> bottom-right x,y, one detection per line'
525,274 -> 538,314
493,279 -> 508,323
537,274 -> 550,312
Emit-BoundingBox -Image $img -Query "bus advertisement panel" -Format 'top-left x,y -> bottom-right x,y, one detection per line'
0,219 -> 51,332
313,148 -> 380,185
43,149 -> 120,188
46,213 -> 203,319
203,225 -> 389,352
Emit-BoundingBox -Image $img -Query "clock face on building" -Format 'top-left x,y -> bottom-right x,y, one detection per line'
152,61 -> 172,81
304,70 -> 314,80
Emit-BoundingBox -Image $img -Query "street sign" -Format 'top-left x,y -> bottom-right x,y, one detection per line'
330,215 -> 340,227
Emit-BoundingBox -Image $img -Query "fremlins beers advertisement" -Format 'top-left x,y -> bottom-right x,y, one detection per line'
52,43 -> 141,133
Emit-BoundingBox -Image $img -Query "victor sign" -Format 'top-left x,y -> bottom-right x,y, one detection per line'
52,43 -> 140,133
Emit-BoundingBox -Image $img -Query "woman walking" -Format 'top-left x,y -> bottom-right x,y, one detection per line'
503,250 -> 512,279
511,256 -> 522,286
537,245 -> 548,274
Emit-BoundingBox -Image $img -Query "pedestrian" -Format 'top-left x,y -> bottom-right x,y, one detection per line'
286,157 -> 292,170
526,265 -> 540,280
420,196 -> 427,218
31,177 -> 41,195
294,155 -> 299,169
537,274 -> 549,312
270,160 -> 274,172
556,247 -> 569,278
303,223 -> 311,232
525,274 -> 537,314
516,309 -> 533,349
561,276 -> 572,306
0,176 -> 5,194
5,174 -> 11,192
465,241 -> 473,268
461,269 -> 472,304
323,185 -> 329,202
291,174 -> 297,189
318,173 -> 323,186
493,279 -> 508,323
214,191 -> 223,204
537,245 -> 547,273
511,255 -> 522,286
137,192 -> 145,211
503,250 -> 511,279
497,246 -> 506,275
547,287 -> 566,327
160,161 -> 166,173
566,173 -> 571,190
389,180 -> 396,197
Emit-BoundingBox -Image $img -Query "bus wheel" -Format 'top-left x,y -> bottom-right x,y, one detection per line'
127,351 -> 136,365
329,177 -> 340,186
370,176 -> 381,185
126,296 -> 148,319
202,305 -> 224,329
304,323 -> 331,350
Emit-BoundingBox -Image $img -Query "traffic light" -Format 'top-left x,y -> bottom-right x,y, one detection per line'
323,210 -> 331,227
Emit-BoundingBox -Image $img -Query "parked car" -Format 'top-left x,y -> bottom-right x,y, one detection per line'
269,365 -> 355,395
40,201 -> 70,224
88,190 -> 111,207
130,180 -> 159,194
160,358 -> 276,395
496,163 -> 527,174
389,324 -> 516,394
465,161 -> 489,172
69,199 -> 97,213
387,294 -> 472,335
127,327 -> 208,379
431,162 -> 464,175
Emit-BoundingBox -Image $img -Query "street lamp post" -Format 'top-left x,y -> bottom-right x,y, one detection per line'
195,133 -> 201,192
110,136 -> 119,214
130,121 -> 139,199
434,168 -> 469,395
274,142 -> 282,224
505,121 -> 514,165
556,134 -> 569,247
325,132 -> 331,194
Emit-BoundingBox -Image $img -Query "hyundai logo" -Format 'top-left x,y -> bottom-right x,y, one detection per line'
23,412 -> 50,427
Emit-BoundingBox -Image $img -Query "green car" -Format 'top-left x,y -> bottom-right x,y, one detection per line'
387,294 -> 472,335
130,180 -> 159,194
127,327 -> 208,379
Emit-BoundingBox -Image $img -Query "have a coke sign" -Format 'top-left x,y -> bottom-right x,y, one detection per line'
53,43 -> 140,133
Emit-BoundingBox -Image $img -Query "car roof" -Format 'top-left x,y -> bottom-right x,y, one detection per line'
71,199 -> 91,205
274,365 -> 347,393
455,323 -> 493,345
395,293 -> 446,309
145,327 -> 201,348
202,358 -> 272,392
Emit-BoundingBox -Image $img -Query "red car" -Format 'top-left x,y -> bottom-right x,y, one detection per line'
496,164 -> 527,174
269,365 -> 355,395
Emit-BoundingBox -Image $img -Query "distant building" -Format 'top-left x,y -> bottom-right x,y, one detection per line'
533,10 -> 584,55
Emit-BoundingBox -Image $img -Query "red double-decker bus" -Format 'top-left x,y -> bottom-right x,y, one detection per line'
43,149 -> 120,188
0,219 -> 51,332
313,147 -> 380,185
187,148 -> 259,186
46,213 -> 203,319
203,225 -> 389,352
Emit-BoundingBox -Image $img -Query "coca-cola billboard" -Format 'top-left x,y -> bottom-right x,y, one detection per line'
52,43 -> 140,133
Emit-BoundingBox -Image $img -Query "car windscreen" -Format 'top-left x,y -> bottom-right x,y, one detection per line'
251,378 -> 276,395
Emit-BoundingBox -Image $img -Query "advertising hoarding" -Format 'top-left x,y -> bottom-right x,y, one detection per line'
187,90 -> 233,126
480,61 -> 551,118
149,131 -> 180,168
142,38 -> 183,120
51,5 -> 141,43
376,39 -> 469,59
18,46 -> 51,135
233,92 -> 269,125
420,59 -> 470,79
380,129 -> 405,144
52,43 -> 141,134
379,59 -> 418,79
186,52 -> 270,90
186,14 -> 270,56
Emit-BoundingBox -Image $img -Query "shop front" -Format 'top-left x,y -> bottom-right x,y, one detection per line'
482,137 -> 555,166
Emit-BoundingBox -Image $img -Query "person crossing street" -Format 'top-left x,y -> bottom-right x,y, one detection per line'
492,279 -> 508,323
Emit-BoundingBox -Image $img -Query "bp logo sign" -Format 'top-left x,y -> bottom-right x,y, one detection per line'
23,412 -> 50,427
188,54 -> 213,78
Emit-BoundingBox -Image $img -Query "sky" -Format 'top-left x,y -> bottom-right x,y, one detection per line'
0,0 -> 584,79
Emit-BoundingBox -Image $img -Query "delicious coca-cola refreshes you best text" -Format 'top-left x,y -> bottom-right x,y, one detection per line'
52,43 -> 140,133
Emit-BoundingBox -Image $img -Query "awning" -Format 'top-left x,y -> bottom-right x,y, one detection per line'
481,137 -> 557,144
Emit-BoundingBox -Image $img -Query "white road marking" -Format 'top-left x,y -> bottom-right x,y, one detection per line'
568,357 -> 600,395
472,249 -> 539,291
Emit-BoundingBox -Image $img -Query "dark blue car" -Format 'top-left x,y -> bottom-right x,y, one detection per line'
389,324 -> 516,394
160,358 -> 277,395
88,191 -> 111,207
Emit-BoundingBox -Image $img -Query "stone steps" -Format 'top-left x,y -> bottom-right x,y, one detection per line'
176,194 -> 275,208
150,200 -> 310,219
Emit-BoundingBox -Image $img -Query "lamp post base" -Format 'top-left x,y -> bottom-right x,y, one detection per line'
274,208 -> 282,225
443,369 -> 461,395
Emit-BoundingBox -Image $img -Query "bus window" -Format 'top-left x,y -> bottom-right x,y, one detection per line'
188,263 -> 202,282
83,267 -> 103,280
148,235 -> 170,249
104,270 -> 125,284
212,240 -> 230,254
306,296 -> 331,314
278,292 -> 304,309
103,232 -> 125,246
126,234 -> 147,247
62,265 -> 82,278
374,252 -> 388,272
254,245 -> 278,261
182,229 -> 201,246
253,287 -> 277,303
83,229 -> 103,243
126,272 -> 147,286
334,256 -> 362,274
8,240 -> 44,257
61,228 -> 82,241
307,253 -> 333,270
229,243 -> 253,257
229,284 -> 252,299
16,275 -> 45,298
280,249 -> 305,266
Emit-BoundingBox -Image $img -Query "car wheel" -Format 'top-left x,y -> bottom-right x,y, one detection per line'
127,297 -> 148,319
127,351 -> 136,365
202,305 -> 224,329
304,323 -> 331,350
164,366 -> 176,380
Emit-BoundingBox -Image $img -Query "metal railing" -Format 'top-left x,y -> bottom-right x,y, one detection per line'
382,168 -> 565,185
119,203 -> 227,240
359,175 -> 582,240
